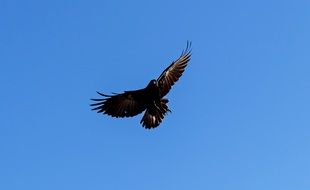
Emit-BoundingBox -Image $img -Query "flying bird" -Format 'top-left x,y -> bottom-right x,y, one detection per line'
90,42 -> 192,129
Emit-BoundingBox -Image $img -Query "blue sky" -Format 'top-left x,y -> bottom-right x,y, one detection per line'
1,0 -> 310,189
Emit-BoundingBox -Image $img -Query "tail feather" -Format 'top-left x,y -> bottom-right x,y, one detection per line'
140,99 -> 171,129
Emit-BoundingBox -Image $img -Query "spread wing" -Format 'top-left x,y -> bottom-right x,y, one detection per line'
90,89 -> 147,118
157,41 -> 191,97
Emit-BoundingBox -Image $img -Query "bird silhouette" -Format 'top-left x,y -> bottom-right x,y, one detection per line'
90,42 -> 191,129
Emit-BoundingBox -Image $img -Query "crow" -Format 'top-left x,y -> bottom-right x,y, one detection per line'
90,42 -> 191,129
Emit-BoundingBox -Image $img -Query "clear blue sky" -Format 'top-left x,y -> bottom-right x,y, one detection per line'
1,0 -> 310,189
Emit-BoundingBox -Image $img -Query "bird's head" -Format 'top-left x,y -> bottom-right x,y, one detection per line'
147,79 -> 158,88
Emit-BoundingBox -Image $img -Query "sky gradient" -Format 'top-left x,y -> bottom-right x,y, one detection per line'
1,0 -> 310,189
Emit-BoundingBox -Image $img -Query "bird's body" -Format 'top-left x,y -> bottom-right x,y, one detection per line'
91,42 -> 191,129
144,80 -> 161,103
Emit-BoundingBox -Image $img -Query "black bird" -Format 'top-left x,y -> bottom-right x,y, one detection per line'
91,42 -> 191,129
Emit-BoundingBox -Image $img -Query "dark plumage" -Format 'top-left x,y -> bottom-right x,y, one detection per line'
91,42 -> 192,129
